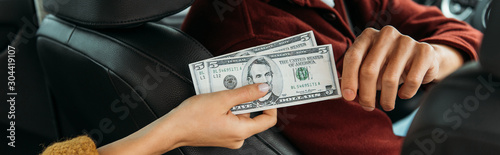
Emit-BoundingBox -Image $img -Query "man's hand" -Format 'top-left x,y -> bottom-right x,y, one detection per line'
341,26 -> 464,112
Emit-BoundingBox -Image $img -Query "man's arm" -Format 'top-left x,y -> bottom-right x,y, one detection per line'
370,0 -> 482,60
432,44 -> 464,81
341,0 -> 482,111
341,26 -> 464,112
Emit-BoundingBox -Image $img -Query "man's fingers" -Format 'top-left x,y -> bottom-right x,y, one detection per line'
211,84 -> 269,110
379,35 -> 415,111
358,26 -> 399,111
422,58 -> 439,84
398,43 -> 434,99
342,28 -> 379,101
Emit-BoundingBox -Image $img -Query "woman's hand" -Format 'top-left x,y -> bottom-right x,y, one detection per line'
165,83 -> 277,149
98,83 -> 277,155
341,26 -> 464,111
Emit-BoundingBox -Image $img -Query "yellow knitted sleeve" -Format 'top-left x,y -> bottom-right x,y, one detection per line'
41,135 -> 99,155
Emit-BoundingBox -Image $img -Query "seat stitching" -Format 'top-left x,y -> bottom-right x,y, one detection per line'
150,22 -> 213,57
255,134 -> 283,155
106,69 -> 159,119
43,16 -> 194,84
45,1 -> 193,26
38,37 -> 163,119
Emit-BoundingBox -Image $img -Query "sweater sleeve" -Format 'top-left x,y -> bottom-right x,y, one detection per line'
378,0 -> 483,61
41,135 -> 99,155
348,0 -> 483,61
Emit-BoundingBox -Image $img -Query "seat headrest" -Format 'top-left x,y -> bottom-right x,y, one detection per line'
479,1 -> 500,77
42,0 -> 193,28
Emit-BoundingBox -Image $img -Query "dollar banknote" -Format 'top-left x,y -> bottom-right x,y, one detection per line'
202,44 -> 341,114
189,31 -> 317,94
211,31 -> 317,59
189,61 -> 208,94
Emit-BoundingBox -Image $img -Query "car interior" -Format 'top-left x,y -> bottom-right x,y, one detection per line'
0,0 -> 496,154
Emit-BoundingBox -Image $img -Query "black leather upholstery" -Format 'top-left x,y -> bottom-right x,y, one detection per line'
402,63 -> 500,155
37,15 -> 205,145
43,0 -> 192,28
0,0 -> 34,49
36,0 -> 301,154
402,1 -> 500,154
479,1 -> 500,78
0,0 -> 59,154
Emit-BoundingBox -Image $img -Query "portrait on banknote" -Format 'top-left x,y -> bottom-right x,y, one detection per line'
242,56 -> 283,107
234,50 -> 256,57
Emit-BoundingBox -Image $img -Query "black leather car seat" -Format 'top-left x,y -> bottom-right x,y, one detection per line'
402,1 -> 500,154
0,0 -> 58,154
36,0 -> 300,154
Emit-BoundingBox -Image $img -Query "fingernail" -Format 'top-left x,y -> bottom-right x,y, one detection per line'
258,83 -> 270,93
343,89 -> 355,100
362,106 -> 375,111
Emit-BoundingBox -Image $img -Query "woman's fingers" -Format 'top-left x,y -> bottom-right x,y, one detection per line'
171,83 -> 278,149
206,83 -> 269,112
236,109 -> 278,135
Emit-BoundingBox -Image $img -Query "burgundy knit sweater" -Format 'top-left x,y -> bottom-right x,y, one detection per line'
182,0 -> 482,154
